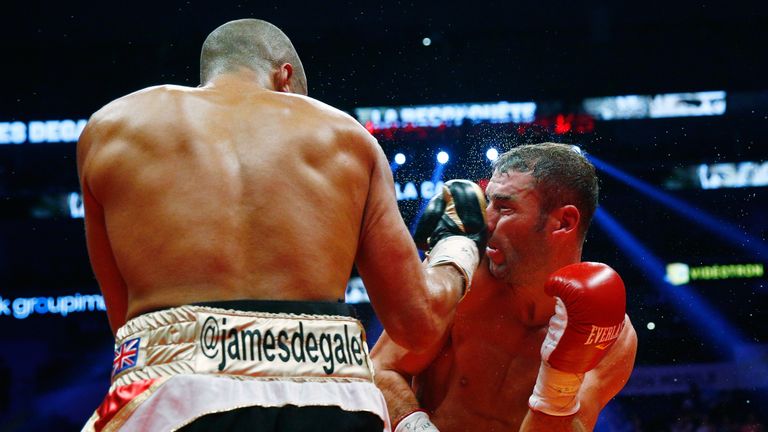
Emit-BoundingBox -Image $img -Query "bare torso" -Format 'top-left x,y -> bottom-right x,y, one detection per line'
79,79 -> 376,325
414,263 -> 548,431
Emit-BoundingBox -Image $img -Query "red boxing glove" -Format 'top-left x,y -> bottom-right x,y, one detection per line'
544,262 -> 626,372
529,262 -> 626,416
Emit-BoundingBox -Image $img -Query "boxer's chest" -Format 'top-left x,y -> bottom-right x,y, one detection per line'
423,303 -> 548,428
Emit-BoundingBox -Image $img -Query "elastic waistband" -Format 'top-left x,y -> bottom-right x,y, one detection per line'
191,299 -> 357,317
110,304 -> 373,389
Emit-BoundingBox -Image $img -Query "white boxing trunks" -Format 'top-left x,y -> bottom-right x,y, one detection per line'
82,300 -> 390,432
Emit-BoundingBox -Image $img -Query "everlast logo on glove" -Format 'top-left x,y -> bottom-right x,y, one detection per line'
584,322 -> 624,349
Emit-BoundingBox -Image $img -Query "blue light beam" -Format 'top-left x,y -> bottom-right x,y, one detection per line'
409,162 -> 447,234
589,155 -> 768,260
594,207 -> 748,357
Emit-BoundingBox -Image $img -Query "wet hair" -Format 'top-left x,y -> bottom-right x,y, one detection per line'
492,142 -> 599,238
199,19 -> 307,94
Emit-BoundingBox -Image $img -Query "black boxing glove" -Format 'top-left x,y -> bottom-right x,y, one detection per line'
414,179 -> 487,252
413,180 -> 487,291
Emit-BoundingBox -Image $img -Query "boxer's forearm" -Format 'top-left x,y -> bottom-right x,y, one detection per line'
520,411 -> 587,432
521,389 -> 601,431
375,369 -> 422,424
522,316 -> 638,432
424,266 -> 464,319
581,315 -> 637,404
573,316 -> 638,431
372,328 -> 445,430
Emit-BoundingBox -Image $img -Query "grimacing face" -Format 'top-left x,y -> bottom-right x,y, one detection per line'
484,170 -> 554,285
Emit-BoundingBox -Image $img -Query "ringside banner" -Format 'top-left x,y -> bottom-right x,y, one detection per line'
0,119 -> 88,144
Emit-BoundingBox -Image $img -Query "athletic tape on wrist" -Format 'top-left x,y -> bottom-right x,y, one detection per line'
528,361 -> 584,416
394,409 -> 438,432
427,236 -> 479,293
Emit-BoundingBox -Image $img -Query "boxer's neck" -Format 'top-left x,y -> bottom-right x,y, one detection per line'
469,264 -> 553,327
511,255 -> 583,326
203,69 -> 274,92
508,281 -> 557,327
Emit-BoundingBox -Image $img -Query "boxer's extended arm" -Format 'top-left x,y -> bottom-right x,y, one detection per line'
371,335 -> 423,422
371,321 -> 448,430
77,118 -> 129,334
356,132 -> 464,351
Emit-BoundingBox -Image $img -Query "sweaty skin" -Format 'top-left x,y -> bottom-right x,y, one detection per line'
374,263 -> 637,432
372,171 -> 638,431
77,72 -> 462,349
418,262 -> 549,429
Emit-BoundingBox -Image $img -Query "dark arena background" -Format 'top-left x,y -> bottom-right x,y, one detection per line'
1,1 -> 767,430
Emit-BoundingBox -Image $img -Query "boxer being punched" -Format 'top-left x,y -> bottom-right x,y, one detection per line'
372,143 -> 638,431
78,19 -> 478,431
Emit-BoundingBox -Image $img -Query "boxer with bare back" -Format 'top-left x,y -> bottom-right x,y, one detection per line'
78,19 -> 484,431
372,143 -> 638,431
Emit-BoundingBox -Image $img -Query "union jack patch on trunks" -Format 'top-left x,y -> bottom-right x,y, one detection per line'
112,337 -> 141,377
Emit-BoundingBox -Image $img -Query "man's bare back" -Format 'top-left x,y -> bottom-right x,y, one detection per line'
78,74 -> 443,336
79,19 -> 481,431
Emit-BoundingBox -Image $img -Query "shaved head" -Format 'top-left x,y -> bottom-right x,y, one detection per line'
200,19 -> 307,94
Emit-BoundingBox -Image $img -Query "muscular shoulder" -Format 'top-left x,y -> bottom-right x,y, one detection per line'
93,84 -> 194,120
78,85 -> 194,173
83,84 -> 191,139
284,92 -> 354,122
287,93 -> 376,145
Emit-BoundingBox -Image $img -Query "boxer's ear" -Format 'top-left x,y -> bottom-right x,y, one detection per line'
274,63 -> 294,93
551,205 -> 580,236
